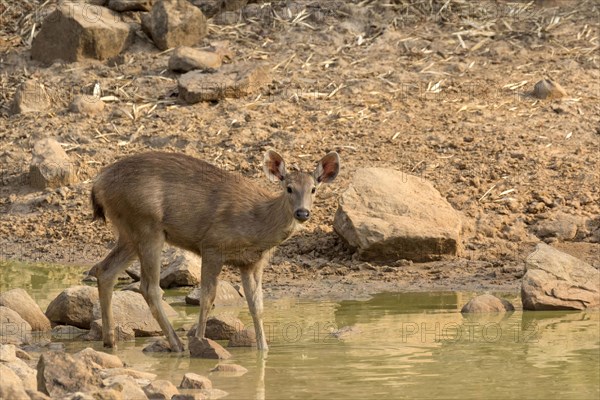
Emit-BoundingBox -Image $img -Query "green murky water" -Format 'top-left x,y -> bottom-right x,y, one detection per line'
1,262 -> 599,399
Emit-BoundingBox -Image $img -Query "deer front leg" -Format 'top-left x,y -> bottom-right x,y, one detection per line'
241,256 -> 269,351
195,252 -> 223,339
95,240 -> 136,348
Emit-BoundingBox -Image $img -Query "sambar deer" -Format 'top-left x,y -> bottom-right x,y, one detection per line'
90,150 -> 340,353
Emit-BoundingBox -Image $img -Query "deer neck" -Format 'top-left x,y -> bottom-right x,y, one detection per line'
257,192 -> 297,245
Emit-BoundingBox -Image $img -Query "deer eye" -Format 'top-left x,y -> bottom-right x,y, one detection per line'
311,187 -> 316,194
287,187 -> 293,194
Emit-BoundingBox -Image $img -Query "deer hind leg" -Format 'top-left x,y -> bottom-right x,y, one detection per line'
95,239 -> 136,348
241,255 -> 269,351
137,230 -> 184,352
195,251 -> 223,339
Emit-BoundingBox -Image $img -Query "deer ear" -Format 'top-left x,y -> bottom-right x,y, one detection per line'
314,152 -> 340,184
263,149 -> 286,182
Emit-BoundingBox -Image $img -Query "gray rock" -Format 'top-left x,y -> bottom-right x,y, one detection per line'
461,294 -> 515,313
69,95 -> 106,115
185,280 -> 244,307
522,243 -> 600,310
10,79 -> 51,115
147,0 -> 208,51
30,137 -> 77,190
210,363 -> 248,376
0,363 -> 29,400
160,249 -> 201,288
75,347 -> 124,368
108,0 -> 153,12
227,328 -> 256,347
0,288 -> 51,331
46,286 -> 99,329
178,62 -> 270,103
188,337 -> 231,359
122,281 -> 141,293
168,46 -> 222,72
51,325 -> 89,340
31,4 -> 134,63
37,351 -> 102,397
533,212 -> 584,241
180,372 -> 212,389
103,375 -> 149,400
142,338 -> 172,352
186,315 -> 245,340
533,78 -> 567,100
0,306 -> 32,345
333,168 -> 463,262
143,379 -> 179,399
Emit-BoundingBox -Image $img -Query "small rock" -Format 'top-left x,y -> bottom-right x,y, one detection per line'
46,286 -> 98,329
200,388 -> 228,399
147,0 -> 208,51
180,372 -> 212,389
461,294 -> 515,313
522,243 -> 599,310
76,347 -> 124,368
178,62 -> 270,103
69,95 -> 106,115
0,306 -> 32,345
103,375 -> 148,400
10,79 -> 51,115
0,363 -> 29,400
37,351 -> 102,397
143,338 -> 173,352
31,4 -> 134,63
227,329 -> 256,347
143,380 -> 179,400
0,344 -> 17,362
168,46 -> 222,72
532,78 -> 567,100
210,363 -> 248,376
188,337 -> 232,359
185,280 -> 244,307
0,288 -> 51,331
100,368 -> 157,382
333,168 -> 463,262
15,348 -> 31,360
171,394 -> 206,400
160,249 -> 201,288
30,137 -> 77,190
533,212 -> 583,241
108,0 -> 153,12
328,325 -> 361,340
186,315 -> 245,340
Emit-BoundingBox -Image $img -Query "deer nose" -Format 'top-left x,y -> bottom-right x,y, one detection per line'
294,208 -> 310,222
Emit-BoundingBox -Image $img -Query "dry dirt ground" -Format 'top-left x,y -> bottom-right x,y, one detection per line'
0,0 -> 598,300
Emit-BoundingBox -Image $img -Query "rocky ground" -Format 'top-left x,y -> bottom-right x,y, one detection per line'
0,0 -> 599,300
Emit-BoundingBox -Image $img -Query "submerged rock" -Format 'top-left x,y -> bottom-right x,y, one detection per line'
180,372 -> 212,389
461,294 -> 515,313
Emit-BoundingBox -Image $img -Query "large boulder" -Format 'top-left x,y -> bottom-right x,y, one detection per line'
0,363 -> 29,400
0,288 -> 51,331
30,137 -> 77,190
521,243 -> 600,310
91,290 -> 178,336
3,358 -> 37,392
46,286 -> 99,329
145,0 -> 208,51
31,4 -> 134,63
143,380 -> 179,399
0,306 -> 32,345
10,79 -> 51,115
185,280 -> 244,307
333,168 -> 463,262
103,375 -> 149,399
75,347 -> 123,368
37,351 -> 102,398
178,62 -> 270,103
160,249 -> 201,288
461,294 -> 515,313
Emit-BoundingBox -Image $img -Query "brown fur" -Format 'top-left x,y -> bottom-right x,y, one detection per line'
91,150 -> 339,353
